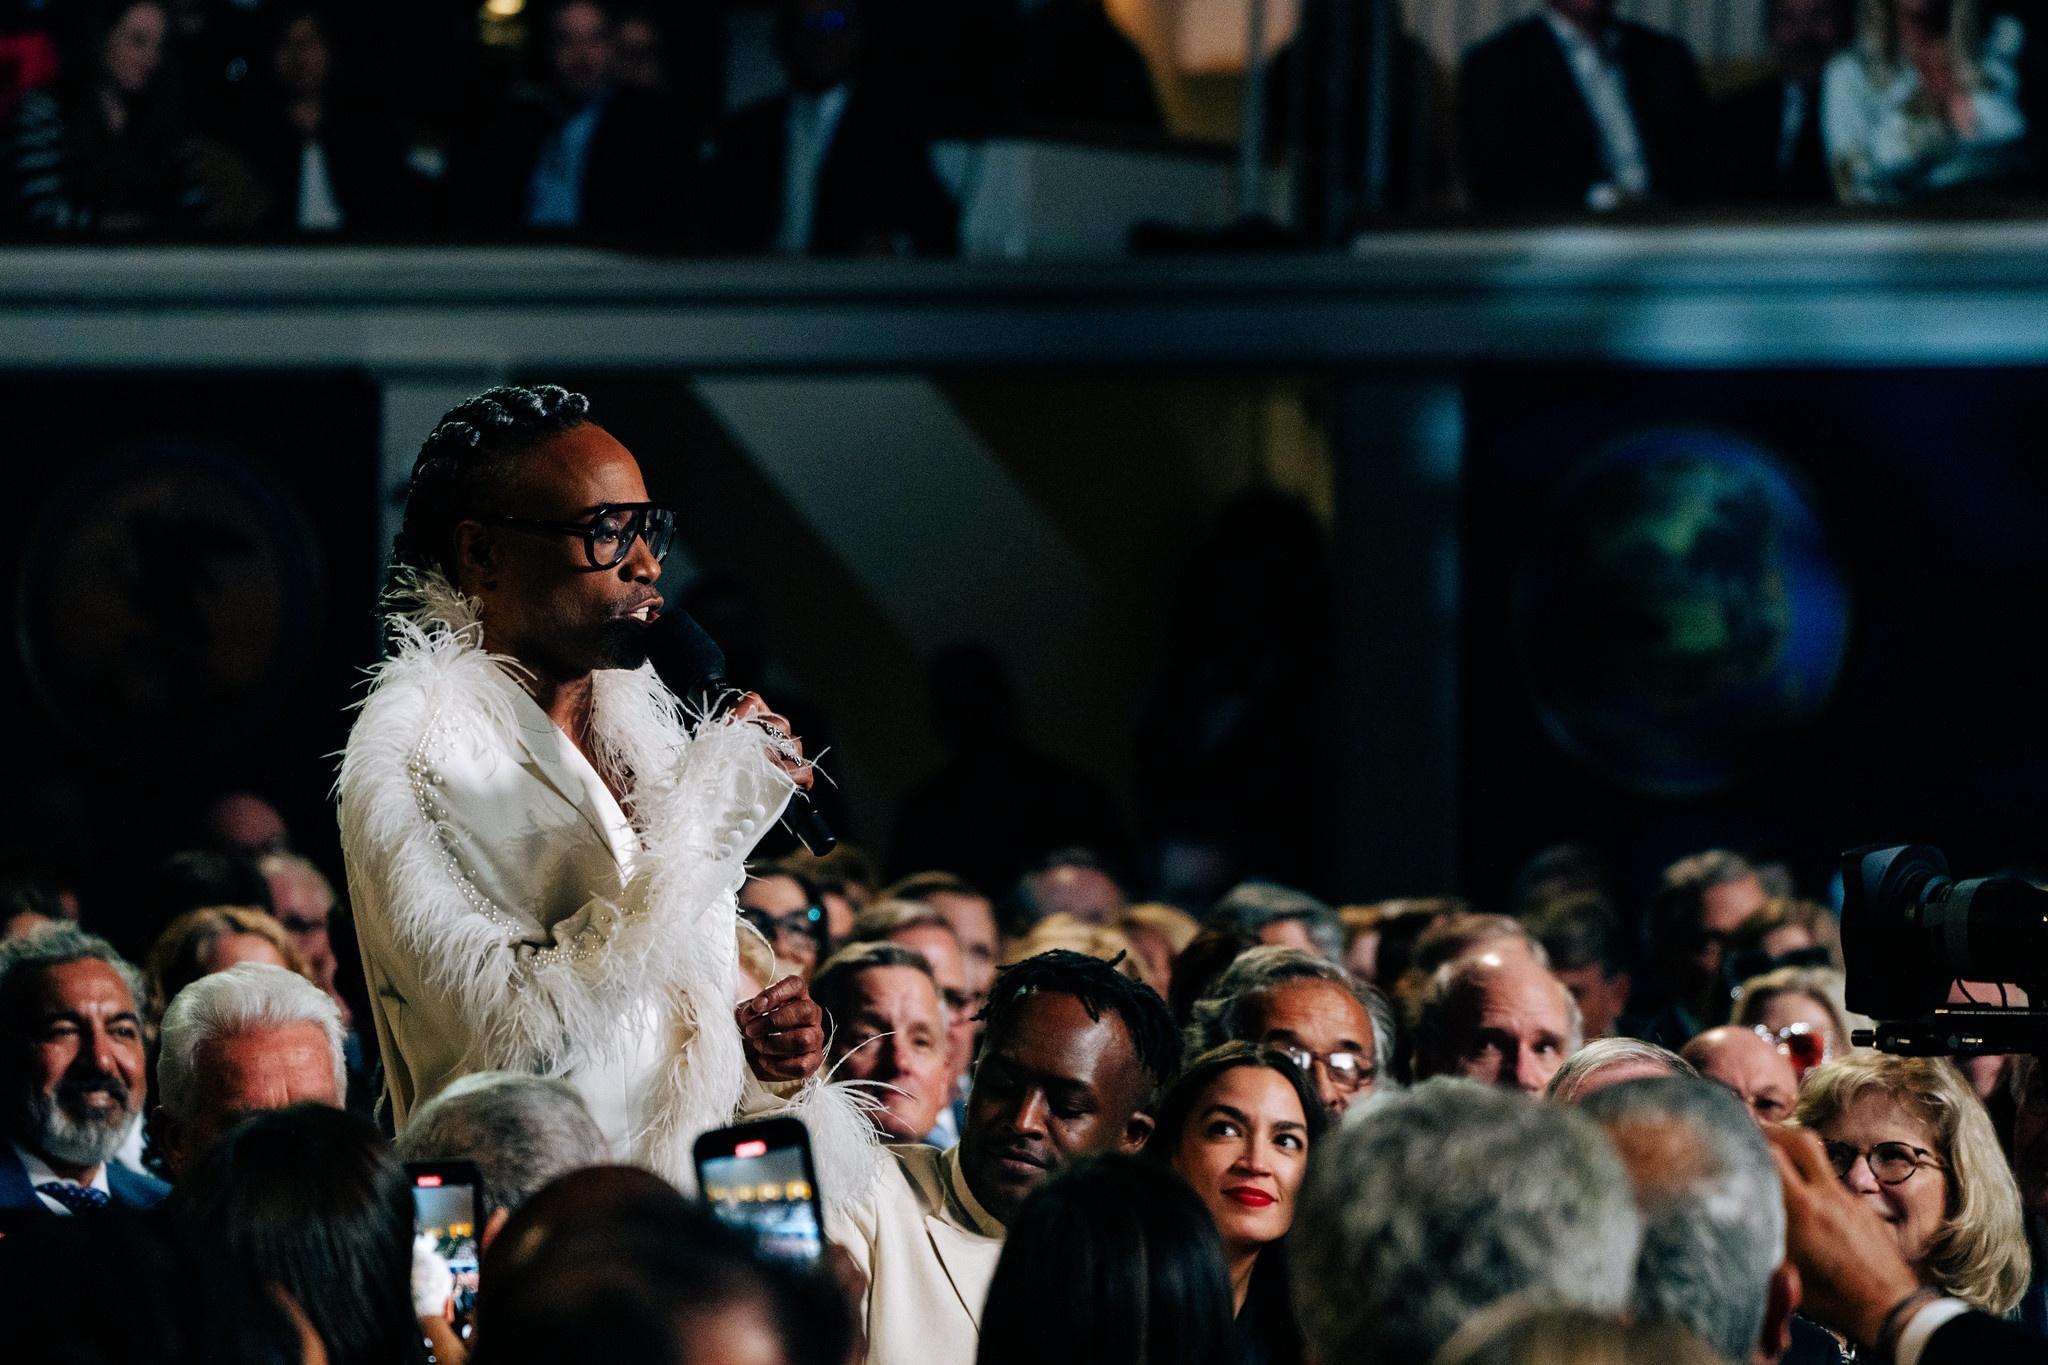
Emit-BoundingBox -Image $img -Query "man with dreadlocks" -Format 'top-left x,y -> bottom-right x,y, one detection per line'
827,948 -> 1179,1365
337,385 -> 876,1205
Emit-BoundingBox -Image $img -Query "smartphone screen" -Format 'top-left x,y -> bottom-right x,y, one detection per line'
408,1162 -> 483,1338
694,1118 -> 825,1265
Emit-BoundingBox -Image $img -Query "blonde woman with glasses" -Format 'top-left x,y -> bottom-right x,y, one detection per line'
1822,0 -> 2030,203
1791,1053 -> 2031,1315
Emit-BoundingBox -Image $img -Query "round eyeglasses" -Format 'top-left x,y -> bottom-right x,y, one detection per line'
1271,1043 -> 1374,1093
479,503 -> 676,571
1823,1139 -> 1945,1187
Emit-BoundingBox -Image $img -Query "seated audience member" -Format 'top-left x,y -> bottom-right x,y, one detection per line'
221,6 -> 409,235
0,1207 -> 304,1363
1006,848 -> 1128,931
885,870 -> 1000,1018
1148,1043 -> 1325,1365
827,949 -> 1178,1365
256,851 -> 340,990
1524,892 -> 1634,1040
1458,0 -> 1707,212
1185,944 -> 1391,1115
846,900 -> 976,1141
154,961 -> 346,1175
201,790 -> 291,855
458,0 -> 694,237
474,1175 -> 854,1365
977,1155 -> 1234,1365
1291,1080 -> 1643,1365
1412,950 -> 1582,1096
1002,0 -> 1164,137
1545,1036 -> 1697,1105
707,0 -> 955,257
169,1103 -> 429,1365
0,925 -> 167,1215
793,844 -> 877,941
740,861 -> 832,979
1728,896 -> 1845,976
1119,902 -> 1202,1000
1824,0 -> 2030,205
1715,0 -> 1853,203
143,904 -> 317,1019
1205,882 -> 1345,963
393,1071 -> 609,1246
1359,896 -> 1468,988
611,7 -> 670,94
1513,843 -> 1611,916
810,942 -> 954,1143
1791,1053 -> 2031,1316
1581,1078 -> 1806,1364
1639,850 -> 1771,1048
1001,913 -> 1147,980
1769,1122 -> 2048,1363
8,0 -> 206,234
1681,1024 -> 1803,1127
1168,928 -> 1258,1027
1732,964 -> 1853,1071
1435,1307 -> 1727,1365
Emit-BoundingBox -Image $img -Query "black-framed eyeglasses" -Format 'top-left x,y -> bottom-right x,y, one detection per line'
742,904 -> 828,949
479,502 -> 676,571
1271,1043 -> 1375,1093
1823,1139 -> 1945,1187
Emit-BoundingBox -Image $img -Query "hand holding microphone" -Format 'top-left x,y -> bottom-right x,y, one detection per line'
643,609 -> 838,856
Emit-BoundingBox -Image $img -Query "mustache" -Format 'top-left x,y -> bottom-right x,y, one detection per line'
56,1071 -> 132,1108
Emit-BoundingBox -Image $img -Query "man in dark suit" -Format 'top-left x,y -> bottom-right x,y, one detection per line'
1712,0 -> 1850,205
0,926 -> 167,1217
457,0 -> 698,240
1459,0 -> 1707,213
706,0 -> 955,257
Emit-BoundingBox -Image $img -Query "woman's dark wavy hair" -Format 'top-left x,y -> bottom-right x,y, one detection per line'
390,384 -> 592,585
168,1103 -> 427,1365
977,1154 -> 1236,1365
1144,1041 -> 1328,1167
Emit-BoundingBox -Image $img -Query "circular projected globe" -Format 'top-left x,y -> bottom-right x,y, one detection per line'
1511,429 -> 1851,796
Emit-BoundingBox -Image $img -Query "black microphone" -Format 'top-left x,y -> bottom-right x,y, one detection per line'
643,610 -> 838,856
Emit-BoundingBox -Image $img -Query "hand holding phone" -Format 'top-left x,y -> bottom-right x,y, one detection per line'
407,1160 -> 483,1340
693,1117 -> 826,1265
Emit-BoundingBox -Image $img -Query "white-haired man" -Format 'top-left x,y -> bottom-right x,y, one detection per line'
395,1071 -> 609,1248
0,925 -> 167,1215
155,961 -> 346,1176
1291,1079 -> 1643,1365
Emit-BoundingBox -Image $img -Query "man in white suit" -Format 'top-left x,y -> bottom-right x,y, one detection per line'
829,949 -> 1179,1365
339,385 -> 874,1198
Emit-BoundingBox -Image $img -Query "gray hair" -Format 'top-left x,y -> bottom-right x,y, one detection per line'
1579,1077 -> 1787,1363
847,899 -> 955,943
0,922 -> 145,1024
395,1072 -> 607,1218
1291,1079 -> 1643,1365
1185,945 -> 1398,1088
1414,953 -> 1584,1079
158,962 -> 346,1124
810,941 -> 945,1047
1206,882 -> 1345,963
1545,1037 -> 1698,1104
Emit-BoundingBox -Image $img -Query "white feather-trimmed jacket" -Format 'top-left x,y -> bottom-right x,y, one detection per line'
337,572 -> 877,1205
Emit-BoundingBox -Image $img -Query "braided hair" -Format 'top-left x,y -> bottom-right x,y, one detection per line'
978,949 -> 1181,1089
390,384 -> 593,584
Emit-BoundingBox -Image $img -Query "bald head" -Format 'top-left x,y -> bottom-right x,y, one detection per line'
1414,951 -> 1582,1095
1679,1026 -> 1799,1128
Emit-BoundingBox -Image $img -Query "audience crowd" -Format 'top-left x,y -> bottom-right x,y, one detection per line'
6,785 -> 2048,1365
5,0 -> 2048,246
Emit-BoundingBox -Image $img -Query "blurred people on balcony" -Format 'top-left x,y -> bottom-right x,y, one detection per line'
1715,0 -> 1854,204
1823,0 -> 2031,204
1458,0 -> 1707,213
8,0 -> 206,235
218,7 -> 411,235
1004,0 -> 1164,138
707,0 -> 956,256
455,0 -> 696,240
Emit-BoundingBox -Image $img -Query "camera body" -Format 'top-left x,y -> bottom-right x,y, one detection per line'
1841,844 -> 2048,1056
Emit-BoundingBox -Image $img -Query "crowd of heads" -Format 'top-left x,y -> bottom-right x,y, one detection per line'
7,772 -> 2048,1365
6,0 -> 2047,246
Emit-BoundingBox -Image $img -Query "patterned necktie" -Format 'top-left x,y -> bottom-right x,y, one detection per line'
36,1181 -> 110,1215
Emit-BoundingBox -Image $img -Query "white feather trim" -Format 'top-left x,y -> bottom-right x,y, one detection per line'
339,570 -> 881,1209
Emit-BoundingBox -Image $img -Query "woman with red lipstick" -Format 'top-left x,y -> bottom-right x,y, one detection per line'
1149,1043 -> 1327,1365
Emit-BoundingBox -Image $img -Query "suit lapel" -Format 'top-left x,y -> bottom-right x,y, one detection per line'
1522,19 -> 1616,192
486,663 -> 629,863
0,1143 -> 43,1212
921,1213 -> 993,1328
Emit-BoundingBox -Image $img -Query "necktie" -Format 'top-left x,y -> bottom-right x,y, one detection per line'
36,1181 -> 110,1215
